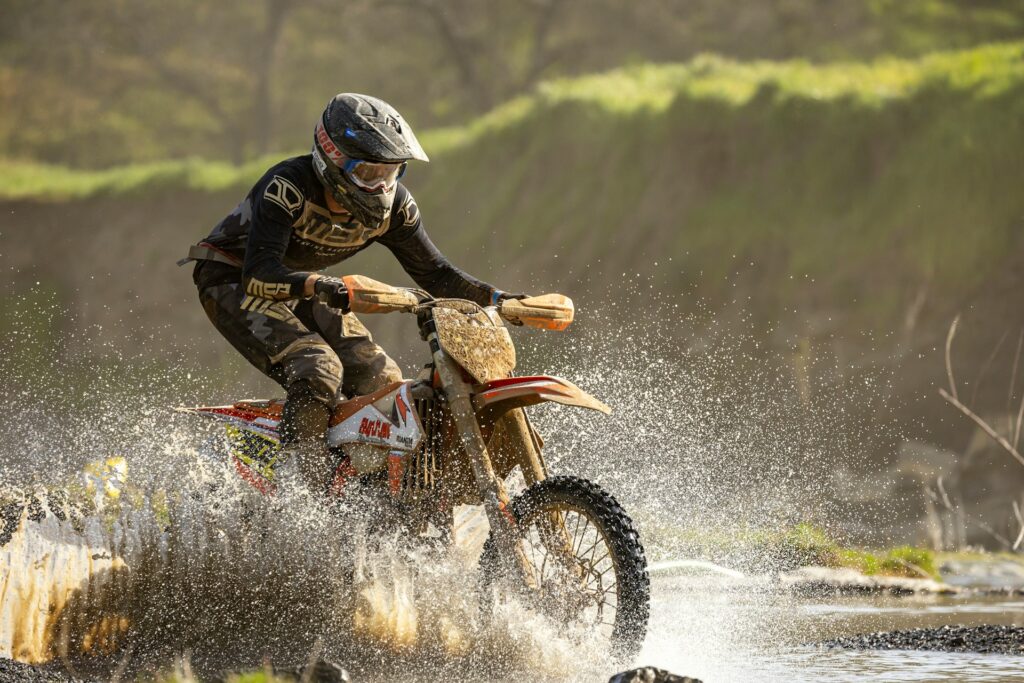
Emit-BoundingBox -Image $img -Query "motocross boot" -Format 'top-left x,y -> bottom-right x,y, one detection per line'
279,381 -> 334,497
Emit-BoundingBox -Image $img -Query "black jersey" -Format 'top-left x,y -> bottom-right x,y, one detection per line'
191,155 -> 494,305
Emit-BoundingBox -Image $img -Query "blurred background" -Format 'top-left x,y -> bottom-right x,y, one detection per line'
3,0 -> 1024,549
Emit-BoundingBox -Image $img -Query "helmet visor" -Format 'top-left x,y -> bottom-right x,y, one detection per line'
341,157 -> 406,193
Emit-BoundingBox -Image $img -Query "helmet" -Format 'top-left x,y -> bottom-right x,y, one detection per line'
311,93 -> 428,229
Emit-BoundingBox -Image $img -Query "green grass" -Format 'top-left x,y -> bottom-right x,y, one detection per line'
0,154 -> 287,201
838,545 -> 941,579
5,40 -> 1024,201
646,521 -> 942,579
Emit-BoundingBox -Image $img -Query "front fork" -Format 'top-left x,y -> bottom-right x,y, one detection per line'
429,340 -> 532,579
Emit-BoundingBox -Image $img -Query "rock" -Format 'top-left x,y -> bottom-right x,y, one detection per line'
819,624 -> 1024,655
275,659 -> 351,682
778,565 -> 958,596
609,666 -> 703,683
941,558 -> 1024,588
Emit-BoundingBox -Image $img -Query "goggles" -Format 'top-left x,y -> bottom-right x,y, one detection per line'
314,120 -> 407,192
341,157 -> 407,192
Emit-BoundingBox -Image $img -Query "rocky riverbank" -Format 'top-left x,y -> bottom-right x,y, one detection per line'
819,624 -> 1024,655
0,658 -> 84,683
777,566 -> 958,596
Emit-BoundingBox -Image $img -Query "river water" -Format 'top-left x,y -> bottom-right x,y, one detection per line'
2,468 -> 1024,682
638,574 -> 1024,682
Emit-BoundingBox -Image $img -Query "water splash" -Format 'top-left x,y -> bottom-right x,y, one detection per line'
0,283 -> 896,680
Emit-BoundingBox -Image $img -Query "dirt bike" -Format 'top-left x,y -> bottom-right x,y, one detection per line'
180,276 -> 649,659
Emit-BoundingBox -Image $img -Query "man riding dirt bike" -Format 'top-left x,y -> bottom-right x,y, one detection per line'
181,93 -> 650,659
182,93 -> 526,495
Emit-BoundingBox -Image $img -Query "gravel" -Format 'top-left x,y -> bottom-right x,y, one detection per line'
820,624 -> 1024,655
0,658 -> 83,683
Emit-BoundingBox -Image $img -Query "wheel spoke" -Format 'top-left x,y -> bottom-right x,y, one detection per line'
488,478 -> 646,660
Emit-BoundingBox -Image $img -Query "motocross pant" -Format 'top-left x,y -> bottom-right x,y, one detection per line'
198,280 -> 404,494
197,280 -> 403,404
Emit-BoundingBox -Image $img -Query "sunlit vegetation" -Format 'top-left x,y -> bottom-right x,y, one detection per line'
4,39 -> 1024,203
5,0 -> 1024,166
648,521 -> 942,579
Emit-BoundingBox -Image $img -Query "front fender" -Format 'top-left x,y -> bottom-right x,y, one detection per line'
472,375 -> 611,421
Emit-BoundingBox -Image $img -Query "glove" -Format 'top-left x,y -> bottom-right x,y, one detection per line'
491,290 -> 529,307
314,276 -> 350,312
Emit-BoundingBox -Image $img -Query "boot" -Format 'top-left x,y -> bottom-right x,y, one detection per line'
280,381 -> 334,496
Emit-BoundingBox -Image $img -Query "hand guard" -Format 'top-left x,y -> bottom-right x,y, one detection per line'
314,276 -> 350,313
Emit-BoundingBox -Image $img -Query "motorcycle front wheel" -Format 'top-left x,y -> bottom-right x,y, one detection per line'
478,475 -> 650,662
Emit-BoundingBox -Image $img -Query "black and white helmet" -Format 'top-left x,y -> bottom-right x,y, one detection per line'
311,93 -> 428,228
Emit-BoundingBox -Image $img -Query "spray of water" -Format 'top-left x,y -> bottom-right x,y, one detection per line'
0,283 -> 897,681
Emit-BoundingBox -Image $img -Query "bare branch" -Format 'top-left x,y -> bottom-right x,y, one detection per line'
1013,500 -> 1024,552
972,518 -> 1011,549
928,477 -> 1017,550
945,315 -> 960,400
903,277 -> 930,340
1015,390 -> 1024,452
1007,329 -> 1022,415
939,387 -> 1024,468
936,475 -> 954,511
971,328 -> 1008,407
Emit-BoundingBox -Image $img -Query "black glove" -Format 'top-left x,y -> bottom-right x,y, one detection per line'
492,290 -> 529,306
314,276 -> 350,312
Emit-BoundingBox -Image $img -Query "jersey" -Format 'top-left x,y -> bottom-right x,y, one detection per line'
190,155 -> 495,305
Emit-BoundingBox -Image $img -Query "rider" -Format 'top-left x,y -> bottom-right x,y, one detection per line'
182,93 -> 523,495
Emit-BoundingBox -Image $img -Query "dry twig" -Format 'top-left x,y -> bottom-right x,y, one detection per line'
1007,330 -> 1023,418
945,315 -> 960,401
939,388 -> 1024,468
926,482 -> 1011,549
1013,500 -> 1024,552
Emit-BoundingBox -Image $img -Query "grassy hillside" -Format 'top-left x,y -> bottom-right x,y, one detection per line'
5,42 -> 1023,310
6,41 -> 1024,196
4,41 -> 1024,387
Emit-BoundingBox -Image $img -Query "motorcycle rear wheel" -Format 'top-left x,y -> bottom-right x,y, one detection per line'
478,475 -> 649,662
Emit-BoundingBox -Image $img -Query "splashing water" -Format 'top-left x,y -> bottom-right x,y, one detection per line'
0,285 -> 896,680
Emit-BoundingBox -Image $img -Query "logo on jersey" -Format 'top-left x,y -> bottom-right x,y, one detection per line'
397,193 -> 420,227
263,176 -> 304,216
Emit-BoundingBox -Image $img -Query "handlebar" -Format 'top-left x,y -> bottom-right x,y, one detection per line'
340,274 -> 574,330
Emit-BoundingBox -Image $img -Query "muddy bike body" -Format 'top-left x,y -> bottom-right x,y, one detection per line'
182,276 -> 650,658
